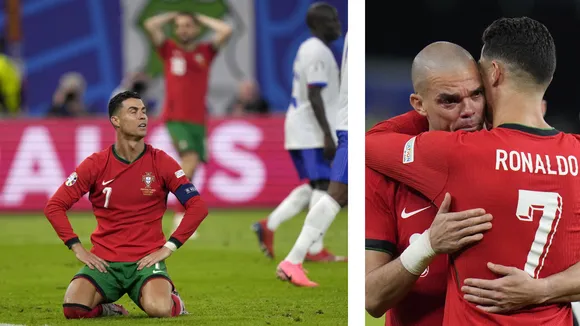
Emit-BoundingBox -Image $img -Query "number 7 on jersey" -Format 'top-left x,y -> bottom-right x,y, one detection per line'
102,187 -> 112,208
516,189 -> 563,278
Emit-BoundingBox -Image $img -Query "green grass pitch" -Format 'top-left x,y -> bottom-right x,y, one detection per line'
366,313 -> 385,325
0,209 -> 347,326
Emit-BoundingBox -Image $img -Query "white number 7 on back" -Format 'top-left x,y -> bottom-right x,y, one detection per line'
516,189 -> 563,278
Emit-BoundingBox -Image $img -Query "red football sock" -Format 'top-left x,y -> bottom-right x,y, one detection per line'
63,303 -> 103,319
171,294 -> 181,317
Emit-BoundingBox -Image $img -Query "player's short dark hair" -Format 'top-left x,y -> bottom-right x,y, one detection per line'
306,2 -> 335,29
108,91 -> 141,117
481,17 -> 556,86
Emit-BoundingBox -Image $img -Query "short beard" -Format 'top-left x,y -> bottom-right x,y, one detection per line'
179,37 -> 193,46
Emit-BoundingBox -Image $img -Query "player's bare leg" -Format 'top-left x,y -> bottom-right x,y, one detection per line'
62,277 -> 128,319
173,151 -> 201,239
278,181 -> 347,286
140,278 -> 187,317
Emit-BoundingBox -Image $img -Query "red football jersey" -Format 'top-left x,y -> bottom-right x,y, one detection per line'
369,110 -> 430,137
366,123 -> 580,325
366,110 -> 446,326
366,167 -> 447,326
47,144 -> 193,262
157,39 -> 218,125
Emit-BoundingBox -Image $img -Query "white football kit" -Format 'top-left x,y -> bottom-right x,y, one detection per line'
336,33 -> 347,132
284,37 -> 340,150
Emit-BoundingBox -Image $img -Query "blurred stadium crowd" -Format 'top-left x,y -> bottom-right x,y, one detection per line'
0,44 -> 270,119
0,0 -> 345,121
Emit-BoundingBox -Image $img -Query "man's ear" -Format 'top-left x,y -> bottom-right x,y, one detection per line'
110,115 -> 120,128
490,60 -> 503,87
410,93 -> 427,116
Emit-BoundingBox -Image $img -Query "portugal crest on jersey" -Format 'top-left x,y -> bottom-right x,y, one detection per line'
141,172 -> 156,195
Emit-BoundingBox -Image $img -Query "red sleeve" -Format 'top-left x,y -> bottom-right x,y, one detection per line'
156,39 -> 174,60
368,110 -> 429,136
365,167 -> 398,256
200,42 -> 219,64
157,150 -> 209,247
365,128 -> 458,207
44,155 -> 99,248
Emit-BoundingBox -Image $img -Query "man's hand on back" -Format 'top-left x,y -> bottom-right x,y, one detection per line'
461,262 -> 548,313
429,193 -> 493,254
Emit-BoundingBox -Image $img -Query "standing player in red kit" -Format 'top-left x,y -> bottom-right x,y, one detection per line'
144,11 -> 232,236
44,91 -> 209,319
366,17 -> 580,325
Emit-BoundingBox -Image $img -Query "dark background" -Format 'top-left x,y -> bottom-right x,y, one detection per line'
365,0 -> 580,133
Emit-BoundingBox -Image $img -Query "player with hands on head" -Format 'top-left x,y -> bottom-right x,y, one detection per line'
144,11 -> 231,238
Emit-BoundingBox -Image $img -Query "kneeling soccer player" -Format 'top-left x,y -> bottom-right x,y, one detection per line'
44,91 -> 209,319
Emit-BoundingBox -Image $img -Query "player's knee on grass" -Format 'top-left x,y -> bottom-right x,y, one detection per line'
63,277 -> 103,308
142,297 -> 173,318
327,182 -> 347,207
140,278 -> 174,318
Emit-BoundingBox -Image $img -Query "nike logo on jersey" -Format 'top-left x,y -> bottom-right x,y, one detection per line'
401,206 -> 431,219
102,179 -> 114,186
152,270 -> 165,274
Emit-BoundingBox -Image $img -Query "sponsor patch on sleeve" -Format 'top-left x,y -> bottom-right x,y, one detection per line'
65,172 -> 78,186
174,169 -> 186,178
403,137 -> 416,164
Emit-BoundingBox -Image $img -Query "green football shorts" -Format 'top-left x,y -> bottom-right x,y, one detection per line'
166,121 -> 207,162
73,261 -> 173,309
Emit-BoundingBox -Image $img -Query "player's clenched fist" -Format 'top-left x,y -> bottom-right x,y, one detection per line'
429,193 -> 493,254
71,243 -> 109,273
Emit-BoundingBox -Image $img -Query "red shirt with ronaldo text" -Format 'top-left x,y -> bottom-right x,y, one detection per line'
366,121 -> 580,326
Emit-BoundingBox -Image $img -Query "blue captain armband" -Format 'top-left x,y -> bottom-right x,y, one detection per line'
174,183 -> 200,206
